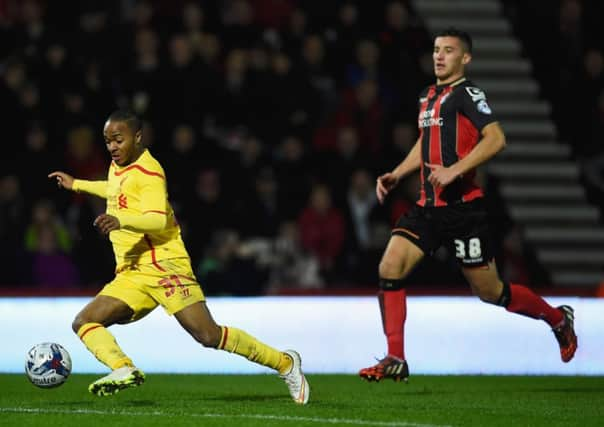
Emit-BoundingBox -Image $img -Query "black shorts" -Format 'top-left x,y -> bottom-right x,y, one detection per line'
392,199 -> 493,267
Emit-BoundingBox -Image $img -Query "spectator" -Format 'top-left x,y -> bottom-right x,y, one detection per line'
64,125 -> 107,181
266,220 -> 323,291
22,197 -> 80,287
317,125 -> 373,200
280,7 -> 308,58
183,169 -> 237,264
240,166 -> 282,238
296,34 -> 338,129
14,122 -> 60,201
29,222 -> 80,288
24,198 -> 72,254
327,2 -> 363,81
196,228 -> 267,295
341,168 -> 388,284
180,1 -> 206,40
263,50 -> 317,140
13,0 -> 52,64
214,48 -> 253,132
162,33 -> 205,127
162,123 -> 202,207
228,132 -> 268,193
121,27 -> 163,122
220,0 -> 262,51
346,38 -> 397,109
297,183 -> 346,283
324,78 -> 386,155
273,135 -> 314,218
37,40 -> 73,125
379,0 -> 431,88
197,32 -> 222,71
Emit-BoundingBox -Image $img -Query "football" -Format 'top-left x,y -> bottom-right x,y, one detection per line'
25,342 -> 72,388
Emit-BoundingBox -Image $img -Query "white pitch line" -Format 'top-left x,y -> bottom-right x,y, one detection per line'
0,407 -> 453,427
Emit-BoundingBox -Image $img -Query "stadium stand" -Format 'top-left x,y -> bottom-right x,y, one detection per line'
0,0 -> 602,294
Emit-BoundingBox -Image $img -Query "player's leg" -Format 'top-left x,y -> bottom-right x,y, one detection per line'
73,295 -> 136,370
359,234 -> 425,382
156,258 -> 308,403
461,258 -> 577,362
174,301 -> 309,404
76,271 -> 158,396
447,199 -> 576,362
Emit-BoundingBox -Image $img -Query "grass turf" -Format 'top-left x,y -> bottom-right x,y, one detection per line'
1,374 -> 603,426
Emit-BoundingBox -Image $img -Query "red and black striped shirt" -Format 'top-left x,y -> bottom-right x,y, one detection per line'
416,77 -> 497,207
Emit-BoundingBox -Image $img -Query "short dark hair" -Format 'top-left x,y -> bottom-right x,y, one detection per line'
435,27 -> 472,53
107,109 -> 142,133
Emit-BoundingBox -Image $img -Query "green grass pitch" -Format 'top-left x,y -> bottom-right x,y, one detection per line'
1,374 -> 603,426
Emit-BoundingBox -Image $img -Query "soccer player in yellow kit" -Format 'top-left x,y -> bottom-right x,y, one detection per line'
48,109 -> 309,404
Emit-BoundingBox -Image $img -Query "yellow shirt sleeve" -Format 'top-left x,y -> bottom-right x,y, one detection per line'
119,212 -> 167,232
72,179 -> 107,198
116,173 -> 168,232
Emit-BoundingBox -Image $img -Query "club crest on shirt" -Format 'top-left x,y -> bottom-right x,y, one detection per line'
477,100 -> 492,114
465,86 -> 486,102
118,193 -> 128,209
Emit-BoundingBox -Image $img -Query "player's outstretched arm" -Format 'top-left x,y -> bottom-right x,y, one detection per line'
49,171 -> 108,198
48,171 -> 75,191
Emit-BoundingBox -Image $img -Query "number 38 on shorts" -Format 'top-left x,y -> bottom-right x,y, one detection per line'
454,237 -> 484,265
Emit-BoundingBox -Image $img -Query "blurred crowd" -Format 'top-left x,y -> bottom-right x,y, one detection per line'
0,0 -> 601,294
0,0 -> 437,293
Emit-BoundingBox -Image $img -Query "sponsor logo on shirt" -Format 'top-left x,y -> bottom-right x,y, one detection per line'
418,108 -> 443,127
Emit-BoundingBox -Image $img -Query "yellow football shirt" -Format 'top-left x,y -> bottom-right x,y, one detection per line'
73,149 -> 190,272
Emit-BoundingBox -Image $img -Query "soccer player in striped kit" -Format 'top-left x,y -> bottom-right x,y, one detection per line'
359,28 -> 577,382
49,109 -> 309,404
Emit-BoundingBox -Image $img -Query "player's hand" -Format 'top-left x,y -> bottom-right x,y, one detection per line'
48,171 -> 75,190
425,163 -> 458,188
93,214 -> 121,235
376,172 -> 400,204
